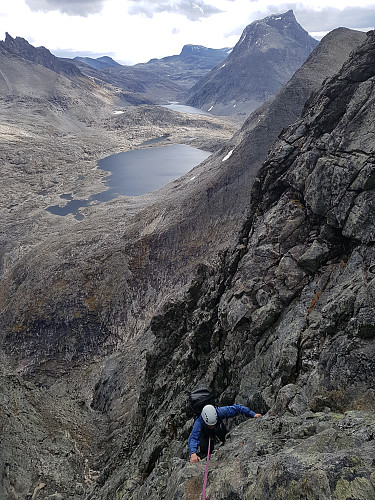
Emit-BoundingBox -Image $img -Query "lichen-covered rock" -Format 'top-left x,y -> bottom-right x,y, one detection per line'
126,412 -> 375,500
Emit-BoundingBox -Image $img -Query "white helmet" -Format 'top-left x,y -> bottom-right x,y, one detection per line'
201,405 -> 218,426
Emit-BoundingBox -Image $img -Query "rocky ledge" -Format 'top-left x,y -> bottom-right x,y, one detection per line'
136,411 -> 375,499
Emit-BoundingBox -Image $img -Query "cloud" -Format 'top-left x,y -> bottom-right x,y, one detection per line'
128,0 -> 223,21
295,6 -> 375,32
25,0 -> 106,16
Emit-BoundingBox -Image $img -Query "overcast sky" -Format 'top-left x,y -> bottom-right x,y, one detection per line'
1,0 -> 374,64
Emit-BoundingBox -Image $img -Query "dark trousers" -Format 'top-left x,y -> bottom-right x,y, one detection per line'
197,422 -> 227,458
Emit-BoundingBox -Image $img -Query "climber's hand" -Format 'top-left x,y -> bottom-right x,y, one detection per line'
190,453 -> 201,463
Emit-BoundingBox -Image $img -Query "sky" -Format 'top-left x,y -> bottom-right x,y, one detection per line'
0,0 -> 374,65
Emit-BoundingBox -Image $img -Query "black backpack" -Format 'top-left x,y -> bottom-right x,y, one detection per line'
189,387 -> 216,417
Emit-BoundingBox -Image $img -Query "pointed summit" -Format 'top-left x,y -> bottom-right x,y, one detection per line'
236,10 -> 309,51
186,10 -> 319,118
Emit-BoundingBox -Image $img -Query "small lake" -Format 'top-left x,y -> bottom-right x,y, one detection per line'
162,103 -> 211,115
46,144 -> 211,220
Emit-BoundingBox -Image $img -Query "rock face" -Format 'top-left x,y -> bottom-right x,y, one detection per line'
127,411 -> 375,499
1,25 -> 374,500
186,10 -> 319,118
86,30 -> 375,498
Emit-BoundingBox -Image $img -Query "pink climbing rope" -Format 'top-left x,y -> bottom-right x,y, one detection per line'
202,437 -> 211,500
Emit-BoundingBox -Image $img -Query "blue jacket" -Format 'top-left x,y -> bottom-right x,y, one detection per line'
188,404 -> 256,454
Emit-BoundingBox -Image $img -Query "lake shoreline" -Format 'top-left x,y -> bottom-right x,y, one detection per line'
46,143 -> 212,220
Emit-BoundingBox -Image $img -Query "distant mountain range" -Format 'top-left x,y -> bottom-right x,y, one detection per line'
186,10 -> 319,117
65,10 -> 319,118
1,10 -> 319,117
67,44 -> 231,103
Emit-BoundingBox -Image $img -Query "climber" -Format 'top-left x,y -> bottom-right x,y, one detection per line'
188,404 -> 262,463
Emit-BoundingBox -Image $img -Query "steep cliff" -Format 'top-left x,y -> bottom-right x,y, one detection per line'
88,30 -> 375,499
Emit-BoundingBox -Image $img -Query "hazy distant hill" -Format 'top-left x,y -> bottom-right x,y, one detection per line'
134,44 -> 231,86
67,44 -> 231,103
73,55 -> 122,69
186,10 -> 319,117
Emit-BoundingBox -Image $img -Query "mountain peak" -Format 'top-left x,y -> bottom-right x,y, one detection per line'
238,9 -> 310,49
235,9 -> 316,55
186,10 -> 318,117
255,9 -> 296,27
180,44 -> 206,55
267,8 -> 294,20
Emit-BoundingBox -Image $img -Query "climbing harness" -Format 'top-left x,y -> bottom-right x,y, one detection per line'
202,436 -> 211,500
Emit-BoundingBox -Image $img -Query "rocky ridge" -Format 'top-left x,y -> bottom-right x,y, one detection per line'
1,32 -> 81,77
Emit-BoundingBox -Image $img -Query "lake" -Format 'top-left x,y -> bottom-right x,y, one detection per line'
162,103 -> 211,115
46,144 -> 211,220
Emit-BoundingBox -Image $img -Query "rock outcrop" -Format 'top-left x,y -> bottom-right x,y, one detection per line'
186,10 -> 319,118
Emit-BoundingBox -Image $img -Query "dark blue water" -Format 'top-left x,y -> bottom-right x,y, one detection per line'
97,144 -> 211,196
46,144 -> 211,220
